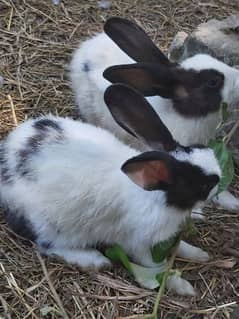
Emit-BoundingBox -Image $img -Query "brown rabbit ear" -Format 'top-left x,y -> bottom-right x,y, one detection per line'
104,84 -> 177,152
103,63 -> 175,98
121,151 -> 174,191
104,17 -> 171,66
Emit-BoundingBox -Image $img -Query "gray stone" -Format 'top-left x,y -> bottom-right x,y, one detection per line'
168,31 -> 188,62
169,15 -> 239,65
168,15 -> 239,165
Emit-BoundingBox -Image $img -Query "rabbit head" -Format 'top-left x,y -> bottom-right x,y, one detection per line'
104,84 -> 221,210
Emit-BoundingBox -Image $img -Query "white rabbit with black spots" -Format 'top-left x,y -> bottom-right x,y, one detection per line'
70,17 -> 239,213
0,84 -> 220,296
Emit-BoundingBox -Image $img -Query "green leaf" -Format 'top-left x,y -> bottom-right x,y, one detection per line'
208,139 -> 234,193
155,272 -> 166,285
151,218 -> 196,263
105,244 -> 167,289
151,233 -> 180,263
105,244 -> 132,272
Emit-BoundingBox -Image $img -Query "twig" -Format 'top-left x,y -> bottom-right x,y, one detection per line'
150,241 -> 180,319
0,295 -> 11,319
191,301 -> 237,314
7,95 -> 18,127
7,7 -> 14,31
73,282 -> 96,319
36,252 -> 69,319
77,292 -> 153,301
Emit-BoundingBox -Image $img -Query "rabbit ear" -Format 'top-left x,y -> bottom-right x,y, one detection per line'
104,17 -> 171,66
103,63 -> 175,98
104,84 -> 177,151
122,151 -> 174,191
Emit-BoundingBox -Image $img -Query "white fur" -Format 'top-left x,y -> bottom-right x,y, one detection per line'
173,147 -> 221,178
0,115 -> 220,296
166,241 -> 210,296
70,32 -> 239,210
42,247 -> 111,269
166,275 -> 196,296
212,190 -> 239,210
176,241 -> 209,262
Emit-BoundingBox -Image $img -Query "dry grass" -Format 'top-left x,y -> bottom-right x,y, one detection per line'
0,0 -> 239,318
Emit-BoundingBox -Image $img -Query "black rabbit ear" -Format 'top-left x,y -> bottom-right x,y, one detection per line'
104,17 -> 171,66
103,63 -> 175,98
104,84 -> 177,151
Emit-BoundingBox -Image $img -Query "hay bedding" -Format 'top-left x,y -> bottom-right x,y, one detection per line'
0,0 -> 239,318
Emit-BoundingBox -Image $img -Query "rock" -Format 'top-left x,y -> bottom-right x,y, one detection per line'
168,15 -> 239,165
168,31 -> 188,62
169,15 -> 239,65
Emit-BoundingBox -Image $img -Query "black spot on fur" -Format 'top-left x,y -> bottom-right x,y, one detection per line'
0,143 -> 12,183
4,207 -> 36,241
189,144 -> 207,149
82,62 -> 90,72
177,144 -> 207,154
166,160 -> 219,210
16,118 -> 63,178
17,134 -> 44,178
172,68 -> 224,117
34,118 -> 63,133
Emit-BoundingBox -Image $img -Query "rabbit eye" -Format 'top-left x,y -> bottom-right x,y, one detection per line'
206,77 -> 222,89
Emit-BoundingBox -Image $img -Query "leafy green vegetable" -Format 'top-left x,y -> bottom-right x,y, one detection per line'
105,218 -> 195,318
151,233 -> 180,263
105,244 -> 167,289
105,219 -> 196,290
105,244 -> 132,271
208,139 -> 234,194
151,217 -> 197,263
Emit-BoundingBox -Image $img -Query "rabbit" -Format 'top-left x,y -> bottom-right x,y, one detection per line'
69,17 -> 239,213
0,84 -> 221,296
